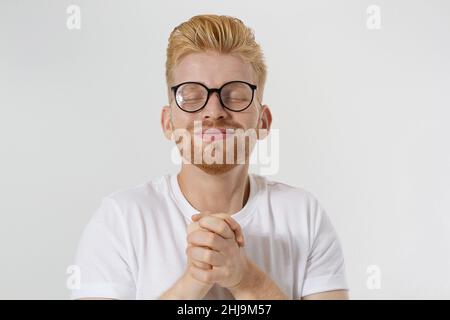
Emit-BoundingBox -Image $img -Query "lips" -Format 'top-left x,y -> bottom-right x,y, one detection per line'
194,127 -> 235,141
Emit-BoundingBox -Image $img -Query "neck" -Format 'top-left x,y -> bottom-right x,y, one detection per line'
177,164 -> 250,215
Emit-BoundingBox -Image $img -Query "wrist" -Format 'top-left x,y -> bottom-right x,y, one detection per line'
227,260 -> 289,300
228,258 -> 260,297
181,267 -> 214,299
160,268 -> 212,300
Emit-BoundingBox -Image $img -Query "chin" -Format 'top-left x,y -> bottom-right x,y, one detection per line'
194,163 -> 238,175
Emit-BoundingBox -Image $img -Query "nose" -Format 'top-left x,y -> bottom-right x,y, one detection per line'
201,91 -> 228,121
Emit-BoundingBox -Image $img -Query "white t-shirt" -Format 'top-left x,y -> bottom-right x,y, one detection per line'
70,173 -> 348,300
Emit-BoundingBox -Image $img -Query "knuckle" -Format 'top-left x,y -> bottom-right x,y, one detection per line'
207,233 -> 216,246
204,250 -> 212,263
218,223 -> 228,235
198,218 -> 208,228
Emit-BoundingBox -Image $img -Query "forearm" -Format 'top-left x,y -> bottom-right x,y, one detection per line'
159,270 -> 213,300
228,259 -> 289,300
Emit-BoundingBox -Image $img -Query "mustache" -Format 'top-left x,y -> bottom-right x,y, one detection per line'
186,120 -> 243,131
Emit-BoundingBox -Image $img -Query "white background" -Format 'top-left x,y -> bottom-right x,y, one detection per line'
1,0 -> 449,299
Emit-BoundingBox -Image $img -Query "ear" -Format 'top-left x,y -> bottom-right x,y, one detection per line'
161,105 -> 173,140
257,104 -> 272,140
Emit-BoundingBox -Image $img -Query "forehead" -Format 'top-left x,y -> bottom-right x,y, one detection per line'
172,51 -> 255,87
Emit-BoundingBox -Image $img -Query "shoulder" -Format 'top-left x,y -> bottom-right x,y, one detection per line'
266,177 -> 316,201
107,175 -> 170,204
255,174 -> 324,212
252,174 -> 329,228
93,174 -> 172,222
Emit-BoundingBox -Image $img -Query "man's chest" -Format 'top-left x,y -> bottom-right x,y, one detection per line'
132,228 -> 303,299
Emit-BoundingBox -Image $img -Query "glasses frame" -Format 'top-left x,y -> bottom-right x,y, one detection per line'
171,80 -> 257,113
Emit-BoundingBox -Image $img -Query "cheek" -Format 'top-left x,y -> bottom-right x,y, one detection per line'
171,107 -> 196,128
245,104 -> 261,126
239,112 -> 260,130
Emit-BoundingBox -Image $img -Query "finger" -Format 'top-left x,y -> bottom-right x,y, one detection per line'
225,220 -> 244,247
188,246 -> 225,266
190,213 -> 244,247
189,265 -> 218,284
187,230 -> 227,252
192,211 -> 230,222
191,211 -> 212,221
208,213 -> 244,247
192,260 -> 212,270
191,214 -> 203,221
198,216 -> 235,240
186,245 -> 212,270
224,217 -> 245,247
187,221 -> 200,235
192,214 -> 245,247
186,244 -> 212,269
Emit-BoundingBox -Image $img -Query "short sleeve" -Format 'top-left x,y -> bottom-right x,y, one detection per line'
300,201 -> 349,297
70,197 -> 136,300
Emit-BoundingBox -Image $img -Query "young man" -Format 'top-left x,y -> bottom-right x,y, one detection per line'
71,14 -> 349,300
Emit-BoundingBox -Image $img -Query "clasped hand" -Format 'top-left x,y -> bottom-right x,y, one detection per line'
186,212 -> 249,289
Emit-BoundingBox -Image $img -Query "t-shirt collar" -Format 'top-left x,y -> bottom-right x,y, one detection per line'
169,172 -> 260,225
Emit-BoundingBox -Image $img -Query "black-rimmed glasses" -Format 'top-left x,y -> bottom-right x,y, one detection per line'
171,81 -> 257,113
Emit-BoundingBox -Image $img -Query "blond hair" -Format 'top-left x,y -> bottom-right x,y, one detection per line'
165,14 -> 267,103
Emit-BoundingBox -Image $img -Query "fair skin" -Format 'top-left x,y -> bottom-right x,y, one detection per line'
81,51 -> 348,300
159,51 -> 349,300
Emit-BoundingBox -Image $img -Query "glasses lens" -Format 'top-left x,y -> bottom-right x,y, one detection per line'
176,83 -> 207,112
221,82 -> 253,111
